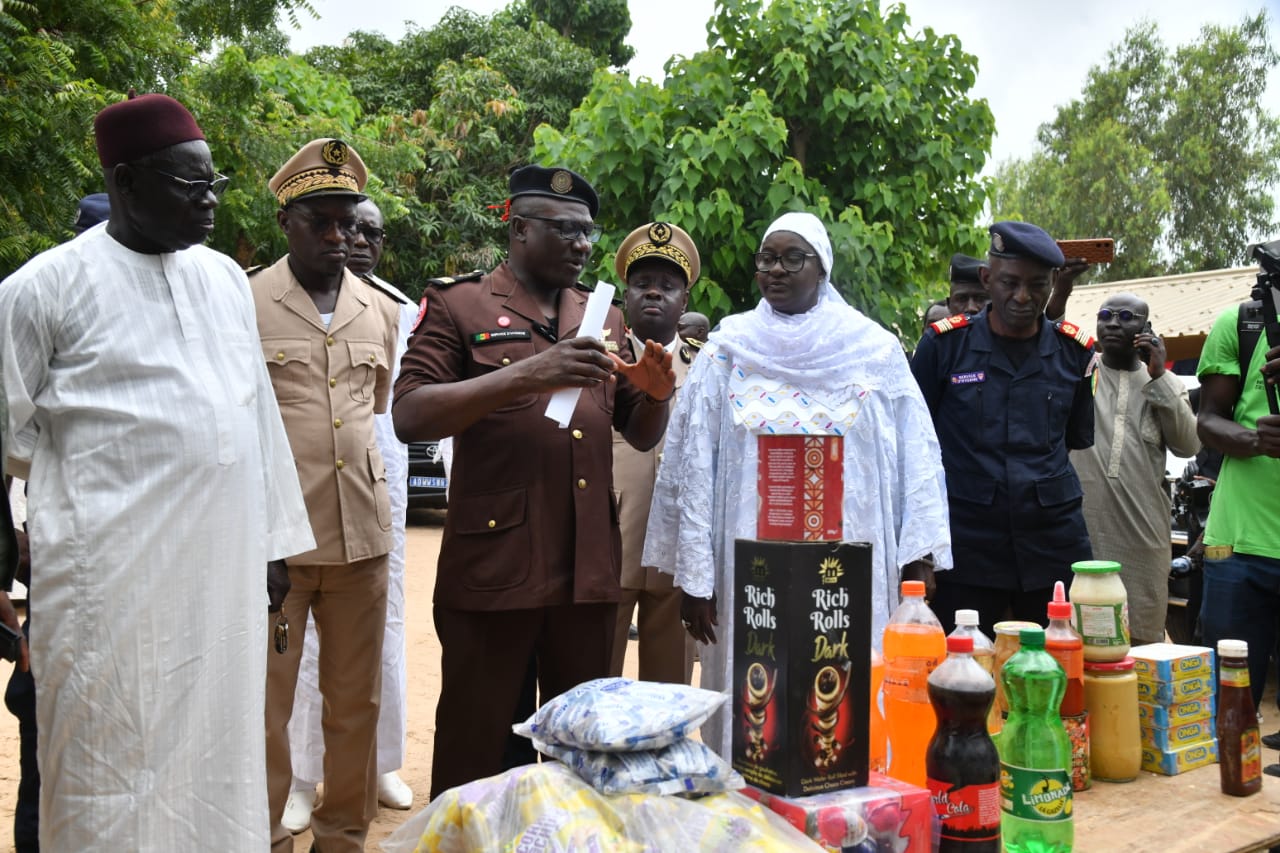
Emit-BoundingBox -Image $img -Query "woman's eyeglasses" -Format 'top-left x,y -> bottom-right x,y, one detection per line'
135,165 -> 230,202
754,251 -> 817,273
1096,308 -> 1146,323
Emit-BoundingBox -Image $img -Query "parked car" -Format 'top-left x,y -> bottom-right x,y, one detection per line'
407,440 -> 448,510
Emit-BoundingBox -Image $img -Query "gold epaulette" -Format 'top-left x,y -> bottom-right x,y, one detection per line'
929,313 -> 971,334
426,269 -> 485,289
1056,320 -> 1095,349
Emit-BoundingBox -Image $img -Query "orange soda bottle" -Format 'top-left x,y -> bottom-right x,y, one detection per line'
870,648 -> 887,773
883,579 -> 947,786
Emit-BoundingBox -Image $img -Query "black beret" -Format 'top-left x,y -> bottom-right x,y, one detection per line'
989,221 -> 1065,268
74,193 -> 110,231
509,165 -> 599,219
948,253 -> 983,284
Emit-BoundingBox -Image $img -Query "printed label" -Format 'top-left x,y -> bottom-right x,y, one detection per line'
883,656 -> 940,703
928,778 -> 1001,840
1001,763 -> 1072,822
1221,667 -> 1251,688
1242,729 -> 1262,785
1074,602 -> 1128,646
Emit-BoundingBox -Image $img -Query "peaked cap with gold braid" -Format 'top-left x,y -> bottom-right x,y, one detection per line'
269,138 -> 367,207
614,221 -> 700,285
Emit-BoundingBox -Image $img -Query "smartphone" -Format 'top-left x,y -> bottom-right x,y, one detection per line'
1056,238 -> 1115,264
1138,321 -> 1160,364
0,620 -> 21,663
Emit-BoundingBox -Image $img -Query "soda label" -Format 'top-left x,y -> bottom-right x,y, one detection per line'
1221,667 -> 1251,688
927,778 -> 1001,840
1241,729 -> 1262,785
1001,764 -> 1072,822
1073,602 -> 1128,646
883,656 -> 941,703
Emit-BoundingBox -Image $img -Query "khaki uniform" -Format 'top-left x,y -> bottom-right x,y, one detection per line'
250,257 -> 399,853
396,261 -> 653,797
609,332 -> 692,683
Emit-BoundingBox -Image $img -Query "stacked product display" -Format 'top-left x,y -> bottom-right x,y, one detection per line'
1129,643 -> 1218,776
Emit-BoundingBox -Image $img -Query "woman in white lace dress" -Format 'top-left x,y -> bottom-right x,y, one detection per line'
642,211 -> 952,758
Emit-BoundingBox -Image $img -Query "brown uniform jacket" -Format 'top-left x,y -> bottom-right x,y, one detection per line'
250,257 -> 398,565
396,261 -> 648,611
611,332 -> 692,590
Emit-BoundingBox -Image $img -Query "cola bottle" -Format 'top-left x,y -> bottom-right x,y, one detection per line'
926,635 -> 1001,852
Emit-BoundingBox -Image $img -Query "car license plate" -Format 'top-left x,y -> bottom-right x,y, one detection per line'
410,476 -> 447,489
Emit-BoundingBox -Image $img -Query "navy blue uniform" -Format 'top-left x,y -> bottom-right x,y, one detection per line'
911,308 -> 1095,630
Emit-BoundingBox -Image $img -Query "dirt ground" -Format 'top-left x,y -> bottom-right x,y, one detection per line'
0,508 -> 645,852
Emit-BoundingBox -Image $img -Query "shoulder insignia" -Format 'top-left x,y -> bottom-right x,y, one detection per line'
1055,320 -> 1095,349
575,280 -> 624,306
411,295 -> 429,335
359,273 -> 413,306
929,313 -> 971,335
244,264 -> 265,277
426,269 -> 485,289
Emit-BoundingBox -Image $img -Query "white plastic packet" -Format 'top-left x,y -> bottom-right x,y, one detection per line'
534,736 -> 745,796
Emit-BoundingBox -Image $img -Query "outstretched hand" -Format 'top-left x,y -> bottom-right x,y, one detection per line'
609,339 -> 675,400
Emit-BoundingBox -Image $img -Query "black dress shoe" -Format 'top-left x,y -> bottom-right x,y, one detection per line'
1262,731 -> 1280,750
1263,763 -> 1280,778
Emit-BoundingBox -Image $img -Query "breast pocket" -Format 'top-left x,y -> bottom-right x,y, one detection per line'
471,339 -> 539,413
451,487 -> 530,590
347,341 -> 388,405
262,338 -> 312,405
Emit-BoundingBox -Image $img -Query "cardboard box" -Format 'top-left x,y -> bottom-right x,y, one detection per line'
1137,673 -> 1214,705
1137,697 -> 1216,729
1141,718 -> 1217,752
757,435 -> 843,541
1140,738 -> 1218,776
1130,643 -> 1215,683
732,539 -> 871,797
742,771 -> 935,852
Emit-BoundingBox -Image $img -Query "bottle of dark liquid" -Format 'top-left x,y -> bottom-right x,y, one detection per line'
1217,639 -> 1262,797
926,635 -> 1001,852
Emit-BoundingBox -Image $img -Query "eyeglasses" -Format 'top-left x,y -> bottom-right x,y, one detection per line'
135,165 -> 229,202
516,214 -> 602,244
754,251 -> 817,273
1097,308 -> 1146,323
356,225 -> 385,243
286,208 -> 359,238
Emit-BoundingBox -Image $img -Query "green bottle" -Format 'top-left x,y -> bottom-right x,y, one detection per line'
998,628 -> 1073,853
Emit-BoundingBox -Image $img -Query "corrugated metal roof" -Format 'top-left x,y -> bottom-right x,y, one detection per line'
1061,266 -> 1262,361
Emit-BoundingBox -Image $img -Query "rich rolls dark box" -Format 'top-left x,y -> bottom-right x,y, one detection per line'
733,538 -> 871,796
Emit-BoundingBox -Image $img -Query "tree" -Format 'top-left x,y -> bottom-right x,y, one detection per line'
515,0 -> 636,68
992,14 -> 1280,280
534,0 -> 993,333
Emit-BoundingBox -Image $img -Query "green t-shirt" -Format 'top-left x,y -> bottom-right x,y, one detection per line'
1196,305 -> 1280,559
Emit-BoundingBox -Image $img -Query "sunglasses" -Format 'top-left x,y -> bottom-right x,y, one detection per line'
1097,308 -> 1146,323
135,165 -> 229,202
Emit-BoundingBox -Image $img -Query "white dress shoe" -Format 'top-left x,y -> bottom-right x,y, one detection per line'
282,787 -> 316,834
377,771 -> 413,810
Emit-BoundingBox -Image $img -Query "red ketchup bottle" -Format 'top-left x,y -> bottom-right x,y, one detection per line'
1045,581 -> 1084,717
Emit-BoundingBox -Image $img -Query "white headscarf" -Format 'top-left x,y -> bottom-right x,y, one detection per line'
706,212 -> 915,433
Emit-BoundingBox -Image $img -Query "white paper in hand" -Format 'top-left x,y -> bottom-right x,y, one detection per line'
544,281 -> 616,427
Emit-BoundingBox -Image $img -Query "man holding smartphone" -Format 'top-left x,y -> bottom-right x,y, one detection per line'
1071,294 -> 1199,646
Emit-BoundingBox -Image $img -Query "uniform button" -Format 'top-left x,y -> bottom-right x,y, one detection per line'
333,418 -> 343,429
488,519 -> 496,528
501,357 -> 511,366
335,459 -> 345,470
329,378 -> 337,388
275,351 -> 285,361
571,429 -> 583,440
577,478 -> 587,489
369,354 -> 376,363
326,336 -> 335,346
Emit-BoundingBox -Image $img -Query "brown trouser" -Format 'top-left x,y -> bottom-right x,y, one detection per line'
609,582 -> 692,684
430,602 -> 616,799
266,555 -> 389,853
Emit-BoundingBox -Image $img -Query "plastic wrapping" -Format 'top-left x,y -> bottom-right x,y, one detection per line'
533,737 -> 744,796
380,763 -> 823,853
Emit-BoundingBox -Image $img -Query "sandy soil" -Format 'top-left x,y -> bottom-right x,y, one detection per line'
0,508 -> 644,851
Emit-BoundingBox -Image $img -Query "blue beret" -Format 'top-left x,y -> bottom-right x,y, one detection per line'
509,165 -> 599,219
73,193 -> 110,232
948,253 -> 983,284
989,221 -> 1065,268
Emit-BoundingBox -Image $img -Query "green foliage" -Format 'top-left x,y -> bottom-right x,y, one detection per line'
174,0 -> 317,49
516,0 -> 636,67
536,0 -> 994,337
992,14 -> 1280,280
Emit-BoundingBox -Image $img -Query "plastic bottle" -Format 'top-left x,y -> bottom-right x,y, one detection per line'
950,609 -> 999,734
991,621 -> 1040,732
883,579 -> 947,787
998,628 -> 1073,853
869,648 -> 887,774
1217,639 -> 1262,797
1044,581 -> 1084,717
926,635 -> 1001,852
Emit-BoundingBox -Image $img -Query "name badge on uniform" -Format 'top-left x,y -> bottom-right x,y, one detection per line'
472,329 -> 531,345
950,370 -> 986,385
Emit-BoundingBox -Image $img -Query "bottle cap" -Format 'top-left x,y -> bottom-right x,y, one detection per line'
1218,639 -> 1248,657
1018,627 -> 1046,647
1084,656 -> 1135,673
947,635 -> 974,654
955,609 -> 979,627
1047,580 -> 1073,620
902,580 -> 925,597
994,620 -> 1040,636
1071,559 -> 1122,574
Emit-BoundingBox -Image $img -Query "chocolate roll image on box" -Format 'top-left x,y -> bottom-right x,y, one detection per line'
732,539 -> 872,796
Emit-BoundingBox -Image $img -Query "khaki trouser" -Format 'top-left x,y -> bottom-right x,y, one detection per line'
266,555 -> 389,853
609,582 -> 693,685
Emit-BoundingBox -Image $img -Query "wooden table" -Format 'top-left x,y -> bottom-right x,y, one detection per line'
1075,765 -> 1280,852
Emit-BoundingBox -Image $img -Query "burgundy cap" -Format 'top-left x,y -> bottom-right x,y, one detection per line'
94,93 -> 205,168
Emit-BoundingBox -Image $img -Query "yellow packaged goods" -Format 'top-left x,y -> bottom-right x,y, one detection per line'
1136,673 -> 1214,705
380,762 -> 824,853
1129,643 -> 1215,683
1141,718 -> 1217,752
1082,658 -> 1141,783
1140,739 -> 1219,776
1137,697 -> 1215,729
